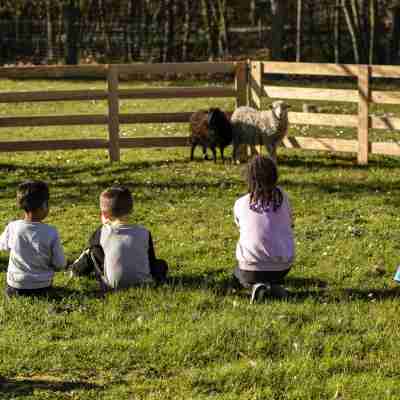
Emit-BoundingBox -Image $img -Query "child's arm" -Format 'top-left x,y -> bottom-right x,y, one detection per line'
148,232 -> 157,271
233,205 -> 240,227
0,224 -> 11,251
51,231 -> 67,270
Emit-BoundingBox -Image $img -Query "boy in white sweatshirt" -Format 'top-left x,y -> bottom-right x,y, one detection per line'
0,181 -> 66,297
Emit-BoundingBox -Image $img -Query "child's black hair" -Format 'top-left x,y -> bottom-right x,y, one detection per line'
100,186 -> 133,218
17,181 -> 49,212
247,155 -> 283,212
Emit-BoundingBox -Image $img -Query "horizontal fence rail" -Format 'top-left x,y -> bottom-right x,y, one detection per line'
1,61 -> 400,163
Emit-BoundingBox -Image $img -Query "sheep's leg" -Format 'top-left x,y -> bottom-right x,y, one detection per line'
220,147 -> 225,164
232,140 -> 239,164
190,143 -> 197,161
203,145 -> 210,161
211,145 -> 217,163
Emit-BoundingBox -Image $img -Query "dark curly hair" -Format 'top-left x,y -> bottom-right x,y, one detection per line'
247,155 -> 283,212
17,181 -> 49,212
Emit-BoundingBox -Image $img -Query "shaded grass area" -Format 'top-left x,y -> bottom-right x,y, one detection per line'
0,147 -> 400,399
1,79 -> 400,398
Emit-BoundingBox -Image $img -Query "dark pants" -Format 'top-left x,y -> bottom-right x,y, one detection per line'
234,267 -> 290,288
5,285 -> 51,298
149,259 -> 169,283
72,245 -> 169,285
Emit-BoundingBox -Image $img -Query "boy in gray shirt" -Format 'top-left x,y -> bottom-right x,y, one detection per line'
71,186 -> 168,291
0,181 -> 66,297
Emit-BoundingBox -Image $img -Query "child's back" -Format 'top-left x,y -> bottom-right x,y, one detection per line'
2,219 -> 65,289
0,181 -> 66,296
71,186 -> 168,291
234,190 -> 294,269
99,223 -> 152,288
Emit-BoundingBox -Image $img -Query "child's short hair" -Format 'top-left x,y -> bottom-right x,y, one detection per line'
17,181 -> 49,212
100,186 -> 133,218
247,155 -> 283,212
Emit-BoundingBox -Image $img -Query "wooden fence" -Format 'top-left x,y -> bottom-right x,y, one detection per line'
0,62 -> 247,162
249,61 -> 400,165
1,61 -> 400,164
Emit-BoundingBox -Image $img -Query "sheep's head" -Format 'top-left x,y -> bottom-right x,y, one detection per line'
269,101 -> 290,121
207,108 -> 231,143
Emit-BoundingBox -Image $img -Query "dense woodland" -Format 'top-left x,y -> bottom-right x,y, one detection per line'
0,0 -> 400,65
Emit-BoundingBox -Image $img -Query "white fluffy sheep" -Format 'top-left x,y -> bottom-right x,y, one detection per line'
230,100 -> 290,163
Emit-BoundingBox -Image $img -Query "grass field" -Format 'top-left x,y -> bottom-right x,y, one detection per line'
1,79 -> 400,399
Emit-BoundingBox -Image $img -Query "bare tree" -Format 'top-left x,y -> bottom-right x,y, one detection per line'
270,0 -> 286,60
201,0 -> 214,60
181,0 -> 191,61
369,0 -> 376,64
342,0 -> 361,63
334,0 -> 341,62
296,0 -> 302,62
46,0 -> 54,62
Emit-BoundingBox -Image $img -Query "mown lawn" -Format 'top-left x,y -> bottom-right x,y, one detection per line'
1,79 -> 400,399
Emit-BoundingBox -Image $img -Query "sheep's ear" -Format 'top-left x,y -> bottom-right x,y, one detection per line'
268,104 -> 273,110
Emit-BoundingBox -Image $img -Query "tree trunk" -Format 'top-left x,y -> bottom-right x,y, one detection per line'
161,0 -> 170,62
369,0 -> 376,64
125,0 -> 133,62
342,0 -> 360,64
64,1 -> 80,65
250,0 -> 256,25
271,0 -> 286,61
201,0 -> 214,60
46,0 -> 54,63
182,0 -> 191,61
350,0 -> 367,62
390,5 -> 400,64
334,0 -> 341,63
217,0 -> 229,58
309,1 -> 315,59
296,0 -> 302,62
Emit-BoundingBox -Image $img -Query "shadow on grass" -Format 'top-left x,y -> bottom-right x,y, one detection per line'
0,377 -> 101,396
167,270 -> 400,303
3,286 -> 104,305
279,152 -> 400,171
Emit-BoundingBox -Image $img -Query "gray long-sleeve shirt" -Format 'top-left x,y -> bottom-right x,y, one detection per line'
0,220 -> 66,289
98,223 -> 153,289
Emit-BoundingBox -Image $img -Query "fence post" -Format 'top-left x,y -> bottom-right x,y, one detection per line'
107,64 -> 120,162
235,61 -> 249,162
249,61 -> 262,109
357,65 -> 370,165
249,61 -> 263,155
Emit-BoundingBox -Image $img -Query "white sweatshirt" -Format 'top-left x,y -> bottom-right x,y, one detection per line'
0,220 -> 66,289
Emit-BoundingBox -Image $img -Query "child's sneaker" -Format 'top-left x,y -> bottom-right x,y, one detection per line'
250,283 -> 270,304
270,284 -> 289,299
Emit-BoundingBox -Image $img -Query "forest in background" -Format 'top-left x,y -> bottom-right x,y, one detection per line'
0,0 -> 400,66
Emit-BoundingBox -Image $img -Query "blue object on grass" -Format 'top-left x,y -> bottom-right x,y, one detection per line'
394,266 -> 400,283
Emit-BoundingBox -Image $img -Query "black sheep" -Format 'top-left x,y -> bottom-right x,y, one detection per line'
189,108 -> 232,163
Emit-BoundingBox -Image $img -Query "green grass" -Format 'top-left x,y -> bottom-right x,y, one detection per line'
1,79 -> 400,399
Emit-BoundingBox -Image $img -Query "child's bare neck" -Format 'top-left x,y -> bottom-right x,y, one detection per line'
24,212 -> 44,223
109,215 -> 130,225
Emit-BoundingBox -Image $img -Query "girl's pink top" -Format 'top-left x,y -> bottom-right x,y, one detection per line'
234,189 -> 295,271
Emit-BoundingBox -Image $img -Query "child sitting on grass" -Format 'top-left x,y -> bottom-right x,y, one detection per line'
233,155 -> 295,303
70,185 -> 168,291
0,181 -> 66,298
